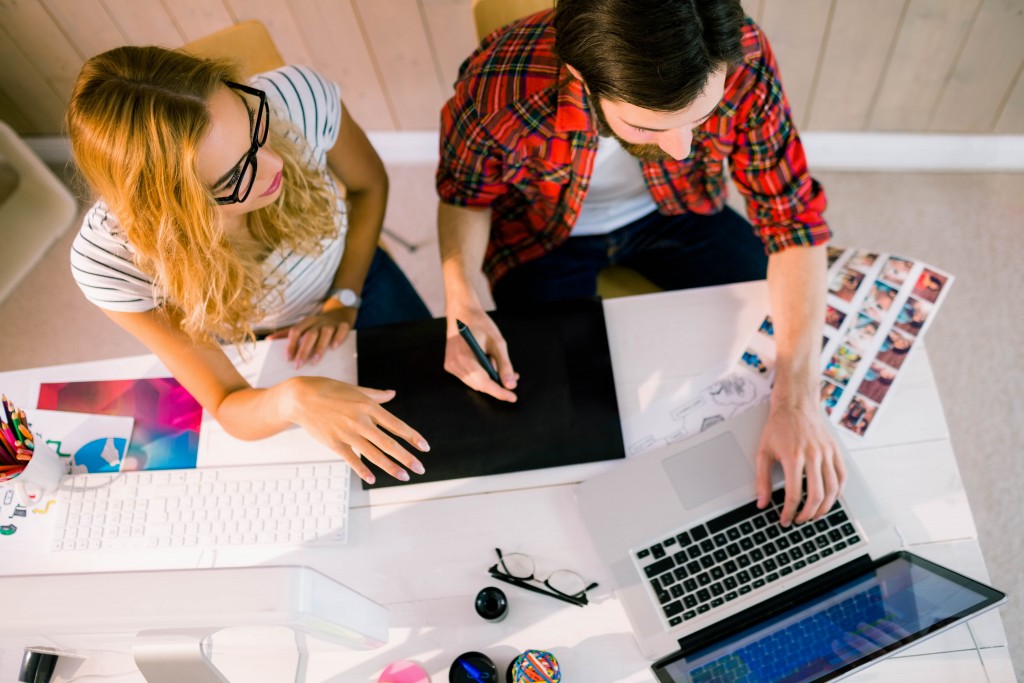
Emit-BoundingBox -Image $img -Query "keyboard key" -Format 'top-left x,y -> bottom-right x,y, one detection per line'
669,616 -> 682,627
663,601 -> 684,617
726,543 -> 741,557
725,591 -> 738,602
690,525 -> 709,541
697,589 -> 711,603
726,528 -> 741,541
683,578 -> 698,592
676,531 -> 692,547
697,573 -> 712,587
710,597 -> 724,608
766,525 -> 780,539
684,610 -> 697,620
710,567 -> 724,580
674,551 -> 688,564
661,572 -> 676,586
644,558 -> 675,578
739,521 -> 753,535
684,595 -> 698,609
674,567 -> 688,581
686,561 -> 701,574
687,546 -> 702,560
766,572 -> 779,583
700,556 -> 714,569
651,544 -> 666,559
713,533 -> 728,548
713,549 -> 728,563
664,536 -> 677,547
697,604 -> 710,614
700,539 -> 715,553
671,584 -> 684,598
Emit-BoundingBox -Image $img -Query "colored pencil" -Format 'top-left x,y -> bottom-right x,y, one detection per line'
0,395 -> 13,429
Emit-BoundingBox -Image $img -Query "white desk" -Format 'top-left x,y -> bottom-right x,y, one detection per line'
0,283 -> 1013,682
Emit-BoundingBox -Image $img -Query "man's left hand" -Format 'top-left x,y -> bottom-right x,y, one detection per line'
755,403 -> 846,527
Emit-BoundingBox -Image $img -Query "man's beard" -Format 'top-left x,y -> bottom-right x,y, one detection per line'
591,99 -> 673,163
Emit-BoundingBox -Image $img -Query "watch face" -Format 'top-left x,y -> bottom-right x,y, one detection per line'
337,289 -> 359,307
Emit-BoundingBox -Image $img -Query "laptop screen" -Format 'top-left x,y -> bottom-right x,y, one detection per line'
653,552 -> 1004,683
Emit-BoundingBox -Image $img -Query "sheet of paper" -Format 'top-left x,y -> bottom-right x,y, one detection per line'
621,246 -> 952,453
29,410 -> 134,474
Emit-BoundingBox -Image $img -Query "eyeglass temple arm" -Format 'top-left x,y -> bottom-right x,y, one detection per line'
488,569 -> 586,607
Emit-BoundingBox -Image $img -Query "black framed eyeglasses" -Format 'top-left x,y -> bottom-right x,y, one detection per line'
213,81 -> 270,205
488,547 -> 598,607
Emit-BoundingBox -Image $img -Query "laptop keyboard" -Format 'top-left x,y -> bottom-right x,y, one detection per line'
634,487 -> 864,630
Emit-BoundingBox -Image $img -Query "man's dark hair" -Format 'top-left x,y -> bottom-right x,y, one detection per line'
554,0 -> 746,112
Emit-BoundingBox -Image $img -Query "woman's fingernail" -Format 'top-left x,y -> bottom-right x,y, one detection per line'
411,461 -> 425,475
365,474 -> 376,485
397,470 -> 410,482
418,439 -> 430,452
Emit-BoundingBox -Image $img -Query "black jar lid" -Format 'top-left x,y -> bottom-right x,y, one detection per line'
449,651 -> 498,683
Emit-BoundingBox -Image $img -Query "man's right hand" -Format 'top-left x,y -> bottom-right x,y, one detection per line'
444,307 -> 518,402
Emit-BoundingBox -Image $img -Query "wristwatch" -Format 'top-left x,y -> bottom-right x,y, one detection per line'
327,287 -> 361,309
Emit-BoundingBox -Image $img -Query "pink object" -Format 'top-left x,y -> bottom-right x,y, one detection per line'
379,660 -> 430,683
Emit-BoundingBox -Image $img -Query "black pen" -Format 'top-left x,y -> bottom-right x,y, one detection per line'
456,319 -> 502,384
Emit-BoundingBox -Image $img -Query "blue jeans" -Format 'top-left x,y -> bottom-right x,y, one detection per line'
492,206 -> 769,307
356,248 -> 431,328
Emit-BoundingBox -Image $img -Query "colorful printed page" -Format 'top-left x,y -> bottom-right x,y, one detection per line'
821,247 -> 952,436
37,378 -> 202,470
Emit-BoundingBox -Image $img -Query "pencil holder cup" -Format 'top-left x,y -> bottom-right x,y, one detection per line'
5,438 -> 66,508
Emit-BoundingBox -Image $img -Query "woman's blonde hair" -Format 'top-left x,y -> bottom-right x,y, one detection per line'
67,45 -> 341,344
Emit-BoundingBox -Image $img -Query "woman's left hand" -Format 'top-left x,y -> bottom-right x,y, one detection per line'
268,306 -> 357,368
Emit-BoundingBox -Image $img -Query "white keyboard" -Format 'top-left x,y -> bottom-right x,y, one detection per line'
49,461 -> 350,552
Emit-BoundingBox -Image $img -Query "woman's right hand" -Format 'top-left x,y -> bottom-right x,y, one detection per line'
285,376 -> 429,484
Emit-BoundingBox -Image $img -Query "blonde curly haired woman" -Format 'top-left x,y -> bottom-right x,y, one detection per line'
66,46 -> 431,484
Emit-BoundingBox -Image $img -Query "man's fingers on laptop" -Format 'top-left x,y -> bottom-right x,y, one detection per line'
795,457 -> 826,525
813,457 -> 841,519
779,465 -> 805,527
754,446 -> 774,509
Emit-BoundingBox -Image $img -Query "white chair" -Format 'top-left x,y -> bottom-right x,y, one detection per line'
0,120 -> 77,304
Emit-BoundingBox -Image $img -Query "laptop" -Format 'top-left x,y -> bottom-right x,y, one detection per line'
574,402 -> 1005,681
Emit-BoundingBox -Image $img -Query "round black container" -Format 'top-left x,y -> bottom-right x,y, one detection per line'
474,586 -> 509,622
449,651 -> 498,683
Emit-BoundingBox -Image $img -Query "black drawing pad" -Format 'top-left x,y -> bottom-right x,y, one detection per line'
355,297 -> 624,489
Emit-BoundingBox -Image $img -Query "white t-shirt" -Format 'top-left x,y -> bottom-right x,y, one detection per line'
570,135 -> 658,237
70,65 -> 347,333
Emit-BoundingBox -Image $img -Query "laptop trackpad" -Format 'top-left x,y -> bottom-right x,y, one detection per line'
663,433 -> 754,510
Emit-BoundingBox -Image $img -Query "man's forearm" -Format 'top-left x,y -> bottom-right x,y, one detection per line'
766,244 -> 827,407
438,202 -> 493,310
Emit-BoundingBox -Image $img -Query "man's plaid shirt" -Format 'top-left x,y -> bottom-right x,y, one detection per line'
437,10 -> 830,286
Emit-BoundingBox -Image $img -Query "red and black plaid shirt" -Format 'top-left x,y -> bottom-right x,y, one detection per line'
437,10 -> 830,286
